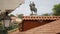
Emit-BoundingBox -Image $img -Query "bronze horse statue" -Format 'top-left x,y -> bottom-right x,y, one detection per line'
29,2 -> 37,15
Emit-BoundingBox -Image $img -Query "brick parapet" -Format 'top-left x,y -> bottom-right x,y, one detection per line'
22,16 -> 60,20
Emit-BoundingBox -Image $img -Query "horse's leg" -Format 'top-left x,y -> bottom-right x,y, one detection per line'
35,8 -> 37,15
35,11 -> 37,15
34,9 -> 37,15
31,11 -> 33,15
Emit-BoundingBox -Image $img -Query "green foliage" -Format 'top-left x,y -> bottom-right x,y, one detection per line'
53,4 -> 60,16
0,23 -> 2,25
8,24 -> 18,31
42,13 -> 50,16
18,14 -> 23,19
9,14 -> 15,17
0,21 -> 2,25
0,22 -> 4,30
0,29 -> 8,34
0,23 -> 7,34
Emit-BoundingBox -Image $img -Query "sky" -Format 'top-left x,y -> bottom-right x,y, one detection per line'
10,0 -> 60,16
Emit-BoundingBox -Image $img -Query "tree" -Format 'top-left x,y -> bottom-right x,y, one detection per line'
42,13 -> 50,16
18,14 -> 23,19
9,14 -> 15,17
53,4 -> 60,16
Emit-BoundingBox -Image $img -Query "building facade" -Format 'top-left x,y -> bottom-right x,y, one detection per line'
0,0 -> 25,17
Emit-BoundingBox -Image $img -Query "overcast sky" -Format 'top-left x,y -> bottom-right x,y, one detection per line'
10,0 -> 60,16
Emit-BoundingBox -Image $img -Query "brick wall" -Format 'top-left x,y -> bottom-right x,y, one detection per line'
19,20 -> 55,31
19,16 -> 60,32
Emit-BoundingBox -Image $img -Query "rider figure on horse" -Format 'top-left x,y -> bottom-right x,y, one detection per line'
29,1 -> 37,15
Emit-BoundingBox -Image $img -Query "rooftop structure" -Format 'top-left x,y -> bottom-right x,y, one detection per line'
18,16 -> 60,34
23,16 -> 60,20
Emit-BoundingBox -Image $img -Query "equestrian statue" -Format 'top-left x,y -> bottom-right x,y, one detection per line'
29,1 -> 37,15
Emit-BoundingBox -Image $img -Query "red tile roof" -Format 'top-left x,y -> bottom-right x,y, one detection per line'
9,19 -> 60,34
22,16 -> 60,20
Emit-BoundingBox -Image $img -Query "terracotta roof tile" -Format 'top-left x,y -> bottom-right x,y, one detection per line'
22,16 -> 60,20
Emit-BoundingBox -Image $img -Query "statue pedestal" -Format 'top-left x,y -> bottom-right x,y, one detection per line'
30,13 -> 38,16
